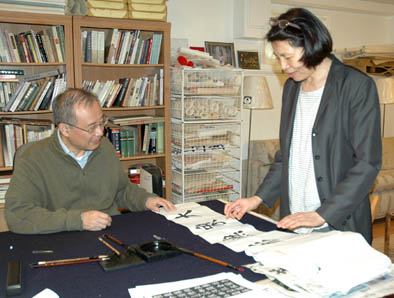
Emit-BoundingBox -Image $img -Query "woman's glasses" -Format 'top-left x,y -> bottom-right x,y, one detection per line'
269,17 -> 301,30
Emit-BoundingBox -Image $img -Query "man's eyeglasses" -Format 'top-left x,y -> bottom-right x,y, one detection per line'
269,17 -> 301,30
64,115 -> 108,134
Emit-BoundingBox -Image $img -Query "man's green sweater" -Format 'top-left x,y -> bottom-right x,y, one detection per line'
5,130 -> 153,234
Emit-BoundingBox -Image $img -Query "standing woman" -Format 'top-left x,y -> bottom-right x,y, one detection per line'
224,8 -> 381,244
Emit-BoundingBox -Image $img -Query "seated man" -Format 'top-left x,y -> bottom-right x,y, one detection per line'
5,88 -> 175,234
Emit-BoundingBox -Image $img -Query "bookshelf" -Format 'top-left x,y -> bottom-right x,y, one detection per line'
0,11 -> 73,168
0,12 -> 173,223
72,16 -> 172,201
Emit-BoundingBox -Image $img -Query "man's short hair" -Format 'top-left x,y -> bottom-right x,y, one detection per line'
52,88 -> 99,125
266,7 -> 333,68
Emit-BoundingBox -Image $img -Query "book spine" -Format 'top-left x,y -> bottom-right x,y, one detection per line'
38,80 -> 55,110
120,129 -> 128,158
8,33 -> 21,63
159,68 -> 164,105
34,80 -> 52,111
45,28 -> 58,62
10,82 -> 31,112
110,30 -> 121,64
91,30 -> 98,64
84,31 -> 92,63
56,25 -> 66,62
42,31 -> 55,63
109,128 -> 121,157
157,122 -> 164,154
97,31 -> 105,64
16,83 -> 35,111
51,26 -> 63,63
30,30 -> 43,63
114,31 -> 125,64
0,69 -> 24,75
25,32 -> 39,62
126,128 -> 135,156
22,83 -> 41,111
113,78 -> 130,107
117,31 -> 129,65
107,83 -> 122,108
19,33 -> 33,63
149,123 -> 157,153
35,33 -> 48,63
145,37 -> 153,64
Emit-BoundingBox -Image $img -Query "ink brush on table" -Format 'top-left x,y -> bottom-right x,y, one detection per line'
30,255 -> 110,268
152,235 -> 244,272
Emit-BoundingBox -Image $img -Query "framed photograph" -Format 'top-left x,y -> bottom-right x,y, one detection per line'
204,41 -> 235,66
237,51 -> 260,69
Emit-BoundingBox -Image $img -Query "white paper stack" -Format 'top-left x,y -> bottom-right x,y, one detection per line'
245,231 -> 392,297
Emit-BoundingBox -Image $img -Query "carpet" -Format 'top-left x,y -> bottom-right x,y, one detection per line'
372,236 -> 394,262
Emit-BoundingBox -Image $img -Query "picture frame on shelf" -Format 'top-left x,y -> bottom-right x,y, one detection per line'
204,41 -> 235,66
237,51 -> 260,69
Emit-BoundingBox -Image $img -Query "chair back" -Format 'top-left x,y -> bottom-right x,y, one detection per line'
370,194 -> 380,222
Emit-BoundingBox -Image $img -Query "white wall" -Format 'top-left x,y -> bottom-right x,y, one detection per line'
167,0 -> 394,144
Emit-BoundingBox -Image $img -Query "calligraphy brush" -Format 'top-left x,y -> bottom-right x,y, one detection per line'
101,233 -> 129,249
30,255 -> 109,268
153,235 -> 244,272
98,236 -> 121,256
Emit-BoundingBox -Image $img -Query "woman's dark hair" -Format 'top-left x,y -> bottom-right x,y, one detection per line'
266,8 -> 332,68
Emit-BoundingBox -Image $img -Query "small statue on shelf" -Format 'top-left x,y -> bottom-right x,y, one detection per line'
66,0 -> 87,16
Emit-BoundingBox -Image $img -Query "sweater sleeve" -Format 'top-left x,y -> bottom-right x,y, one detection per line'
5,156 -> 84,234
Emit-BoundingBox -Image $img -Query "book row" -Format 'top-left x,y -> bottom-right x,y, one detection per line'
0,122 -> 54,167
82,69 -> 163,108
3,74 -> 67,112
0,25 -> 66,63
106,122 -> 164,158
0,175 -> 10,204
82,29 -> 162,64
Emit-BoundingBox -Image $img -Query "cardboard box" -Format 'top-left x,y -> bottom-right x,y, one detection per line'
88,7 -> 128,18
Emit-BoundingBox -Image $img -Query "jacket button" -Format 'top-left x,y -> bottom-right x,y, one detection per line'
317,177 -> 323,182
342,221 -> 347,226
312,132 -> 317,137
321,198 -> 326,202
315,155 -> 320,160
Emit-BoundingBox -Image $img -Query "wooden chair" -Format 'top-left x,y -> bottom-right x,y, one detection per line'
370,194 -> 380,223
385,211 -> 393,256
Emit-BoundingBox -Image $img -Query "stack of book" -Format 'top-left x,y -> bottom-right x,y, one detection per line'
0,25 -> 66,63
127,0 -> 167,21
87,0 -> 128,19
106,126 -> 138,158
0,119 -> 54,167
0,175 -> 11,204
0,69 -> 23,110
0,0 -> 65,15
82,73 -> 163,108
108,115 -> 165,155
3,70 -> 66,112
81,28 -> 162,65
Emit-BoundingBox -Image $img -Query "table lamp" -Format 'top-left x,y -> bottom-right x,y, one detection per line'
373,76 -> 394,137
243,75 -> 273,197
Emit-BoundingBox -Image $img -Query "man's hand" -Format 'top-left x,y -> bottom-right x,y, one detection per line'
146,197 -> 176,212
224,196 -> 262,220
277,211 -> 325,230
81,211 -> 112,231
